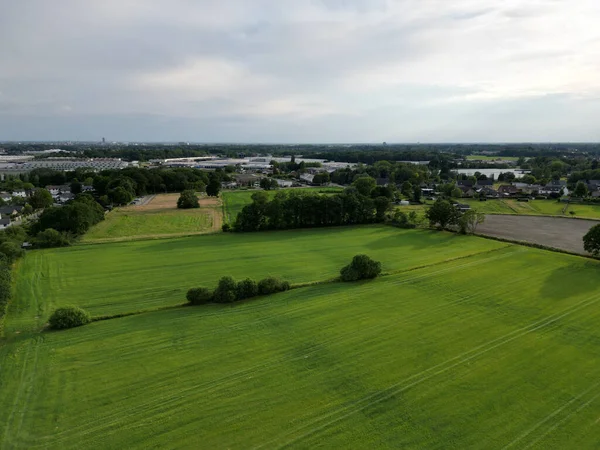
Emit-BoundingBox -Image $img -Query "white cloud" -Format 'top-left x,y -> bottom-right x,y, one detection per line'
1,0 -> 600,141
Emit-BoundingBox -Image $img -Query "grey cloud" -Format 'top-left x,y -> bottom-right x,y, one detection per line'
1,0 -> 599,141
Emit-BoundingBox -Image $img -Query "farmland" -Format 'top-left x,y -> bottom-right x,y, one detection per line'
222,187 -> 343,224
83,194 -> 221,242
397,198 -> 600,219
3,230 -> 600,448
10,226 -> 505,317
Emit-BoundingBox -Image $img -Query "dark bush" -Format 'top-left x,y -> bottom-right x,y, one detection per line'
34,228 -> 71,248
236,278 -> 258,300
340,254 -> 382,282
48,306 -> 92,330
213,276 -> 238,303
222,223 -> 231,232
177,190 -> 200,209
257,277 -> 290,295
186,287 -> 213,305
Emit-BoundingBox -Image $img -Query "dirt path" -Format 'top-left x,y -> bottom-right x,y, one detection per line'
476,215 -> 599,255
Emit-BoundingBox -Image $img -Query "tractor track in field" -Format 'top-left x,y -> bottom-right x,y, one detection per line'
39,249 -> 567,447
503,381 -> 600,449
38,246 -> 524,445
255,292 -> 600,449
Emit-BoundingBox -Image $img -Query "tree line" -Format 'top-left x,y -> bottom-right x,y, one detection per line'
232,179 -> 392,232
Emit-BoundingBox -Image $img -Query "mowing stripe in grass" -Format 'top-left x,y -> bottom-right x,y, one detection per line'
259,292 -> 600,449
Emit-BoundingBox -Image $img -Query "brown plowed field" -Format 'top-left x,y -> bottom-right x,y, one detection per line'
477,214 -> 598,255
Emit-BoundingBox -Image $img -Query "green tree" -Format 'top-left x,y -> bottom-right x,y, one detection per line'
28,188 -> 54,209
574,181 -> 588,198
425,199 -> 460,229
70,181 -> 83,195
412,185 -> 422,203
206,178 -> 221,197
34,228 -> 71,248
236,278 -> 258,300
0,241 -> 24,262
213,276 -> 237,303
260,178 -> 278,190
340,254 -> 382,282
352,176 -> 376,196
312,172 -> 330,185
177,190 -> 200,209
451,187 -> 463,199
458,210 -> 485,234
257,277 -> 290,295
401,181 -> 413,198
583,224 -> 600,256
186,287 -> 213,305
48,306 -> 91,330
374,196 -> 392,222
109,186 -> 134,205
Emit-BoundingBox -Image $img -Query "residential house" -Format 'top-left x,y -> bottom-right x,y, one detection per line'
82,185 -> 94,192
478,187 -> 499,198
0,219 -> 11,229
454,203 -> 471,212
475,180 -> 494,188
56,193 -> 75,203
0,192 -> 12,202
459,186 -> 476,197
498,185 -> 519,197
300,173 -> 315,184
0,205 -> 24,218
221,181 -> 238,189
11,190 -> 27,198
275,179 -> 293,188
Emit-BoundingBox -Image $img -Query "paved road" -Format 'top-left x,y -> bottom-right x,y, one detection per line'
477,215 -> 599,255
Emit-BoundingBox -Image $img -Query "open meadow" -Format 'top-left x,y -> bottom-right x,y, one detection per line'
82,194 -> 221,242
222,187 -> 343,224
3,226 -> 600,448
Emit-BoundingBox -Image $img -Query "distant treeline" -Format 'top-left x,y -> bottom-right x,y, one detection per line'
4,143 -> 600,163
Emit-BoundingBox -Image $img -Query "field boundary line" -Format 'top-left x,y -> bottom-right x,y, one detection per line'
256,293 -> 600,449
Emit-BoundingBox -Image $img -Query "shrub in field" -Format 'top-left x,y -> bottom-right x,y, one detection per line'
340,254 -> 382,282
257,277 -> 290,296
48,306 -> 91,330
583,224 -> 600,256
236,278 -> 258,300
186,287 -> 213,305
221,223 -> 231,232
213,276 -> 238,303
177,190 -> 200,209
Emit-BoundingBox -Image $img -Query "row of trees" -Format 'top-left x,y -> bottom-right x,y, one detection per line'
187,276 -> 290,305
233,188 -> 392,232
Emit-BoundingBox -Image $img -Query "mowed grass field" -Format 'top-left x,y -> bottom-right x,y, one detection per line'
83,194 -> 221,242
3,233 -> 600,448
11,226 -> 505,317
222,187 -> 343,224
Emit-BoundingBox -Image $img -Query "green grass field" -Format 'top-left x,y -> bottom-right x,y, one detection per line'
10,226 -> 504,317
3,229 -> 600,448
222,187 -> 343,224
82,208 -> 215,242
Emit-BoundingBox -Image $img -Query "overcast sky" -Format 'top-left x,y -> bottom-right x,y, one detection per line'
1,0 -> 600,143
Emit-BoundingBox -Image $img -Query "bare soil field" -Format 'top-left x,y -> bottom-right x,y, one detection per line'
477,214 -> 599,255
